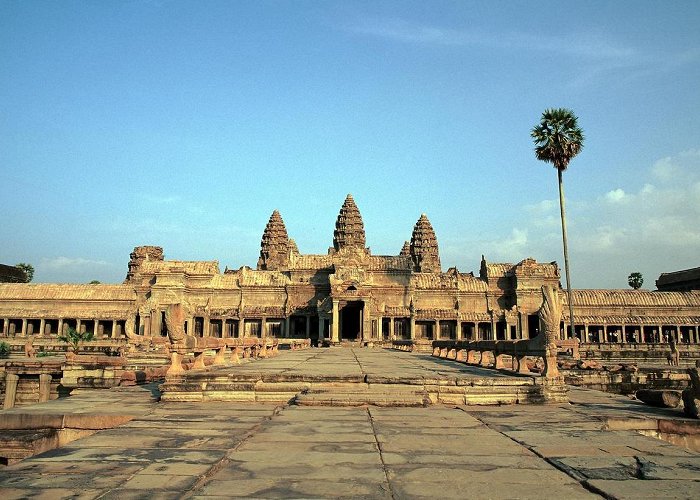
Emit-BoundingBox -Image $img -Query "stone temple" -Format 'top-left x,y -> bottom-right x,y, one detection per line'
1,194 -> 699,349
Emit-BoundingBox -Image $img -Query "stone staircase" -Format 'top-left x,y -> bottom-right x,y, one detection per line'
294,383 -> 430,407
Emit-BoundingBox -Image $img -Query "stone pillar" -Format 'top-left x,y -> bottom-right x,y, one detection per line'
318,318 -> 325,342
2,318 -> 8,336
331,301 -> 339,343
435,320 -> 441,341
620,324 -> 625,344
363,307 -> 371,341
21,319 -> 27,336
39,319 -> 45,337
94,319 -> 100,339
3,373 -> 19,409
149,315 -> 159,337
112,320 -> 118,339
584,324 -> 589,343
409,315 -> 416,341
305,316 -> 311,339
285,317 -> 291,338
57,319 -> 64,337
520,314 -> 529,340
261,317 -> 267,338
203,316 -> 211,337
39,374 -> 52,403
389,318 -> 395,341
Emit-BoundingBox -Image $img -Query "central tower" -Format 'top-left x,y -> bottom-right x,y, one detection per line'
332,194 -> 366,251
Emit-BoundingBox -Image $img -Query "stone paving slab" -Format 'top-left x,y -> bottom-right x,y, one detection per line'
2,349 -> 700,499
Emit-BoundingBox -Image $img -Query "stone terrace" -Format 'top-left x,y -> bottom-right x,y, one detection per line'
1,349 -> 700,499
160,348 -> 563,405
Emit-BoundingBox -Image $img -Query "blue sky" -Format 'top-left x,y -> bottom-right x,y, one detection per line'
1,1 -> 699,288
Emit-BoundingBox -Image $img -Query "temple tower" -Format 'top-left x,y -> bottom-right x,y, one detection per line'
333,194 -> 366,251
399,241 -> 411,257
257,210 -> 290,270
410,214 -> 441,273
125,246 -> 164,282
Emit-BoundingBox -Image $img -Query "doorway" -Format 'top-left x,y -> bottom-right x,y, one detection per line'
341,301 -> 363,340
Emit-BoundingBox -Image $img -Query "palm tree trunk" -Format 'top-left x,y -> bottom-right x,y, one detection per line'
557,168 -> 576,341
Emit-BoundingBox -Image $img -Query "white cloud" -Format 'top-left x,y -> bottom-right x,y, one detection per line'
604,188 -> 627,203
41,257 -> 110,270
348,18 -> 634,61
519,149 -> 700,287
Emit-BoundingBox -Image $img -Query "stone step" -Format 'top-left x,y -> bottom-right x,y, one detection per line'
295,386 -> 430,407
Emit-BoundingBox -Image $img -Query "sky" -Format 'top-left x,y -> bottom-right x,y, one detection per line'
1,1 -> 699,289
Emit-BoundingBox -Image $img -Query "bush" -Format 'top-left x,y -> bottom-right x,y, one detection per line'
0,341 -> 10,358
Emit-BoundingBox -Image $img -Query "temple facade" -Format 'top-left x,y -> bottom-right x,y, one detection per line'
1,195 -> 699,346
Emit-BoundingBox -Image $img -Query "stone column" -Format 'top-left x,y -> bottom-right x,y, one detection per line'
57,319 -> 64,337
112,320 -> 118,339
21,319 -> 27,336
285,317 -> 291,338
318,318 -> 325,342
331,301 -> 339,343
409,315 -> 416,341
2,318 -> 8,336
519,314 -> 528,340
620,324 -> 626,344
94,319 -> 100,339
39,319 -> 45,337
305,316 -> 311,339
389,318 -> 395,341
363,306 -> 371,341
39,373 -> 52,402
435,319 -> 441,341
584,324 -> 589,343
3,373 -> 19,409
261,317 -> 267,338
150,315 -> 159,337
203,316 -> 211,337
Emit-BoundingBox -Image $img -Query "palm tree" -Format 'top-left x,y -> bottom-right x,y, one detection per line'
531,108 -> 584,340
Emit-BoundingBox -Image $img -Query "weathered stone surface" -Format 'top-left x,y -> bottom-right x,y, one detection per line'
636,389 -> 682,408
3,379 -> 700,499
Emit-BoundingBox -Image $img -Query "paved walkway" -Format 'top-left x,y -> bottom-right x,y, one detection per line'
208,347 -> 524,380
1,349 -> 699,499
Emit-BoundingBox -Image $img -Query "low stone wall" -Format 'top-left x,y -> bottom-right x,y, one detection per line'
2,338 -> 128,358
1,360 -> 64,409
579,342 -> 700,366
564,368 -> 691,395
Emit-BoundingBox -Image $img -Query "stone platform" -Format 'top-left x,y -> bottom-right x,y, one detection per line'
1,381 -> 699,498
160,348 -> 567,405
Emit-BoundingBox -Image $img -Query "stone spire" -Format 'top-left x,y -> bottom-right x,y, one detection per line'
257,210 -> 290,270
399,241 -> 411,257
410,213 -> 441,273
333,194 -> 366,251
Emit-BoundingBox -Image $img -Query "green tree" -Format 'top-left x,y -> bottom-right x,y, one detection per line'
531,108 -> 584,339
15,262 -> 34,282
628,272 -> 644,290
89,280 -> 101,284
58,327 -> 94,352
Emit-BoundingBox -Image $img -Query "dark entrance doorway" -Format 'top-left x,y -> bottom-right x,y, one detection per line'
341,301 -> 363,340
